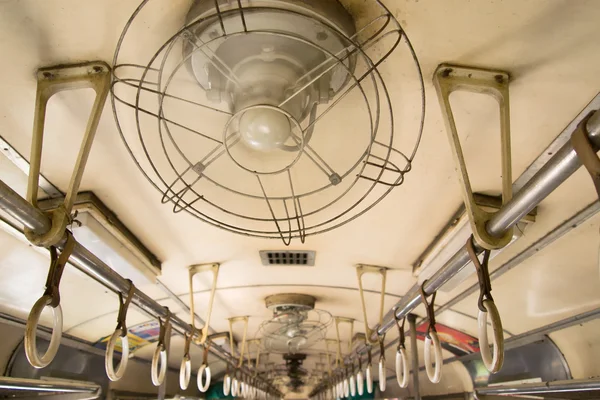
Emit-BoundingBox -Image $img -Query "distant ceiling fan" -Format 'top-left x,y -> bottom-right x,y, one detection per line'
258,293 -> 331,354
111,0 -> 424,244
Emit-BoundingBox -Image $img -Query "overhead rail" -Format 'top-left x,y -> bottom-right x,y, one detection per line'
0,179 -> 279,396
475,377 -> 600,397
319,85 -> 600,392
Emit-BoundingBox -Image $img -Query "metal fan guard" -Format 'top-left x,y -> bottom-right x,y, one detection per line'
259,308 -> 332,354
111,0 -> 425,244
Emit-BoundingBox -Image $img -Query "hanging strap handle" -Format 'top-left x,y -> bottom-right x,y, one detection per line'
572,112 -> 600,200
366,344 -> 373,366
466,235 -> 494,311
202,341 -> 211,366
183,326 -> 193,359
158,308 -> 171,349
115,280 -> 135,337
420,281 -> 437,336
43,231 -> 76,308
377,333 -> 386,361
394,311 -> 407,351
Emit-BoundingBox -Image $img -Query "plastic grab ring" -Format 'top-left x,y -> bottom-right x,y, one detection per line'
365,364 -> 373,394
424,331 -> 443,383
356,370 -> 364,396
105,329 -> 130,381
241,380 -> 247,397
478,299 -> 504,373
197,364 -> 211,392
179,355 -> 191,390
223,374 -> 231,396
378,358 -> 386,392
349,374 -> 356,397
231,377 -> 239,397
151,344 -> 167,386
24,295 -> 63,369
395,348 -> 409,388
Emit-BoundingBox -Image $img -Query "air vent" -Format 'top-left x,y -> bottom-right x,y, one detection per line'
260,251 -> 316,266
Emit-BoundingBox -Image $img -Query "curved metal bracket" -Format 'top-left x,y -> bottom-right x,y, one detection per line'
228,316 -> 249,369
188,263 -> 220,345
25,61 -> 110,247
334,317 -> 355,364
356,264 -> 387,343
433,63 -> 513,250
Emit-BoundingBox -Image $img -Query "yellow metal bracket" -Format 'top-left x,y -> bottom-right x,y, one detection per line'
356,264 -> 387,343
188,263 -> 220,345
433,63 -> 513,250
25,61 -> 110,247
228,316 -> 249,369
334,316 -> 354,364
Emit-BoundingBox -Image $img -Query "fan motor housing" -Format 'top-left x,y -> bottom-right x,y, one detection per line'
265,293 -> 316,312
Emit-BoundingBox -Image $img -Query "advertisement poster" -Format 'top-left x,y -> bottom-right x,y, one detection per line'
94,320 -> 160,353
416,322 -> 479,356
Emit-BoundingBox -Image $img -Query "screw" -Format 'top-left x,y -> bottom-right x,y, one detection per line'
495,74 -> 504,84
43,72 -> 53,79
442,68 -> 452,78
93,66 -> 103,73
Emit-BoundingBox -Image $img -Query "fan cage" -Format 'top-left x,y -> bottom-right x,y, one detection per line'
258,308 -> 332,354
111,0 -> 425,244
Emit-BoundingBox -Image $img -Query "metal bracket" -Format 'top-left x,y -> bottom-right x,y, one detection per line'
246,339 -> 262,371
356,264 -> 387,343
24,61 -> 110,247
188,263 -> 220,345
228,316 -> 249,369
433,63 -> 513,250
325,339 -> 338,373
334,317 -> 354,365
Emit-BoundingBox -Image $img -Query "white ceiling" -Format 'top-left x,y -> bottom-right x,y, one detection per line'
0,0 -> 600,398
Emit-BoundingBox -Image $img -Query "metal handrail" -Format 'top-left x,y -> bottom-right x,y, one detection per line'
0,180 -> 279,395
375,110 -> 600,341
311,106 -> 600,391
0,376 -> 99,394
476,377 -> 600,396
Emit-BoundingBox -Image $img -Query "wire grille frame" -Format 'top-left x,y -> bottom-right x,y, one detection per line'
111,0 -> 425,244
258,308 -> 332,355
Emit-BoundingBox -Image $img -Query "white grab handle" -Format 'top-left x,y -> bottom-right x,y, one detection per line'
223,374 -> 231,396
343,377 -> 349,397
478,299 -> 504,373
231,377 -> 239,397
356,370 -> 364,396
151,344 -> 167,386
25,295 -> 63,369
424,331 -> 442,383
395,348 -> 409,388
105,329 -> 129,381
366,364 -> 373,394
197,364 -> 211,392
179,355 -> 191,390
378,358 -> 386,392
349,374 -> 356,397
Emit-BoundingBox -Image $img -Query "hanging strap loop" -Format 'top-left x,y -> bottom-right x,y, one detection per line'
377,333 -> 386,361
357,349 -> 363,371
420,281 -> 437,336
366,345 -> 372,366
158,308 -> 171,349
43,231 -> 76,308
466,235 -> 493,311
115,280 -> 135,336
394,311 -> 407,351
202,341 -> 211,366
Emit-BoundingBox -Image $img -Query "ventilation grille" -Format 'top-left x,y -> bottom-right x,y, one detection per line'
260,251 -> 316,266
